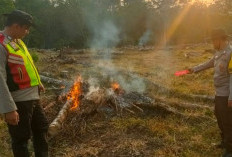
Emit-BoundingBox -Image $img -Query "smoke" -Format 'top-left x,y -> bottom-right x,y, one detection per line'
88,77 -> 99,88
98,63 -> 146,94
90,20 -> 120,60
81,2 -> 120,50
116,74 -> 146,93
138,29 -> 152,46
81,2 -> 146,94
90,20 -> 120,50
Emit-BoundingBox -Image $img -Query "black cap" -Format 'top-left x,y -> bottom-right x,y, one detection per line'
3,10 -> 34,27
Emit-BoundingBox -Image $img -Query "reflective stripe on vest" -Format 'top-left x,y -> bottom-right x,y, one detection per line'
0,33 -> 41,91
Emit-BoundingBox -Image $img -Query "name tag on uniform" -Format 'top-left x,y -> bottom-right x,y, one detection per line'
9,42 -> 20,51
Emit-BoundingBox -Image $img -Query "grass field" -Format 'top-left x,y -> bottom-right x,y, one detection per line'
0,44 -> 223,157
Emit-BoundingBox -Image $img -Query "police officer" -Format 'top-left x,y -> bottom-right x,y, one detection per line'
189,28 -> 232,157
0,10 -> 48,157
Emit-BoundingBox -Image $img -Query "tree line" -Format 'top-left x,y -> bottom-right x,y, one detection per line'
1,0 -> 232,49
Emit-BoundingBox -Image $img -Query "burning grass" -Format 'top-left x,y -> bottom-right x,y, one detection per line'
67,76 -> 82,110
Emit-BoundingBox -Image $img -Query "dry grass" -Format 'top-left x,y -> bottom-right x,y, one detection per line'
0,117 -> 12,157
0,44 -> 223,157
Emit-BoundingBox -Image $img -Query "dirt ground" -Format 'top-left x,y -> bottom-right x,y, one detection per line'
0,44 -> 223,157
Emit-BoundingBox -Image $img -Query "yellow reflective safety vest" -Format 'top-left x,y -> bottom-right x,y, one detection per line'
0,33 -> 41,92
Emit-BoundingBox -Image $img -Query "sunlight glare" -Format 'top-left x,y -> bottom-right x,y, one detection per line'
191,0 -> 214,5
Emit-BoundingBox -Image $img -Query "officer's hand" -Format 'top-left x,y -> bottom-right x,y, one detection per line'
39,83 -> 46,93
5,111 -> 19,125
228,100 -> 232,108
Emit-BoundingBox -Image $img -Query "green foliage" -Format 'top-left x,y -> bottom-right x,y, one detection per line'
3,0 -> 230,49
0,0 -> 14,14
31,52 -> 39,63
0,0 -> 15,28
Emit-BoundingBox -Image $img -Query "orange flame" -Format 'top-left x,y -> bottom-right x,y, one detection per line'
111,82 -> 120,91
67,76 -> 82,110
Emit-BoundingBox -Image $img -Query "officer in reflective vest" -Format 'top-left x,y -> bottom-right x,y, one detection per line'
0,10 -> 48,157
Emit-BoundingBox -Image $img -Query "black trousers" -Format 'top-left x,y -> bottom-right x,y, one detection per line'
215,96 -> 232,153
7,100 -> 49,157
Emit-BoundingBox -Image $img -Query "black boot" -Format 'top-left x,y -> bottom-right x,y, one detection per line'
34,151 -> 48,157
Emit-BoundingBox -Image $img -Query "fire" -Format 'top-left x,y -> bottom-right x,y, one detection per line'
67,76 -> 82,110
111,82 -> 120,91
111,82 -> 125,94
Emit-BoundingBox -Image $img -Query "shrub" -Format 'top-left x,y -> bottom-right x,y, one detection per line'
31,52 -> 39,63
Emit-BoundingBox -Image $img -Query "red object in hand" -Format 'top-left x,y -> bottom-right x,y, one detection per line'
175,70 -> 190,76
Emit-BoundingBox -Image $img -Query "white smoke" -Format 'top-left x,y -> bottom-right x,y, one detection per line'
90,20 -> 120,50
116,74 -> 146,93
88,77 -> 99,88
86,78 -> 100,97
138,30 -> 152,47
98,63 -> 146,94
82,4 -> 146,94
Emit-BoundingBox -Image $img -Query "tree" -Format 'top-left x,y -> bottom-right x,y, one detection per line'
0,0 -> 15,28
